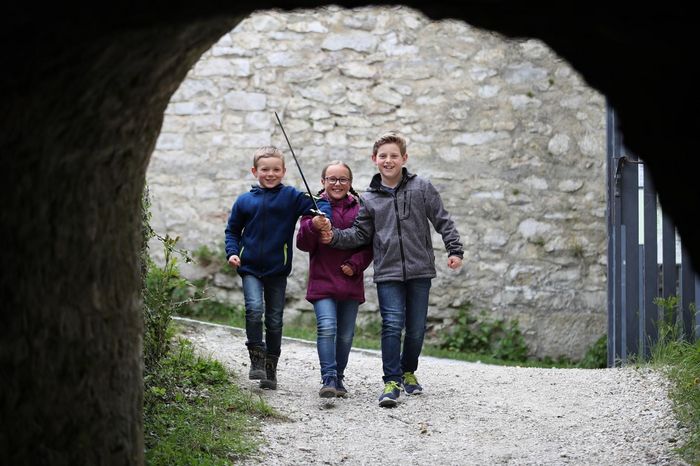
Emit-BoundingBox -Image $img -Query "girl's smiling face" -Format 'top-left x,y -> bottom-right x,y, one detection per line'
322,164 -> 352,201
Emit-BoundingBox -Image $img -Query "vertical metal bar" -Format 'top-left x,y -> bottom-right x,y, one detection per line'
606,103 -> 621,367
621,227 -> 627,362
680,244 -> 695,340
621,148 -> 639,358
662,211 -> 677,299
606,103 -> 615,366
643,168 -> 659,355
638,243 -> 646,358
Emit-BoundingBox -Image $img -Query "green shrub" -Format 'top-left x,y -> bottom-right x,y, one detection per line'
176,279 -> 246,326
143,235 -> 190,372
653,295 -> 684,347
577,335 -> 607,368
441,304 -> 529,362
141,185 -> 193,373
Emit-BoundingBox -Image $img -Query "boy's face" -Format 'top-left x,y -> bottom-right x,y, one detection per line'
252,157 -> 286,189
372,142 -> 407,184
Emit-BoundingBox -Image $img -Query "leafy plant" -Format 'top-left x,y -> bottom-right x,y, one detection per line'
576,334 -> 607,368
192,244 -> 218,267
569,239 -> 585,260
653,295 -> 684,349
440,304 -> 529,362
176,278 -> 246,326
144,235 -> 191,372
141,185 -> 194,373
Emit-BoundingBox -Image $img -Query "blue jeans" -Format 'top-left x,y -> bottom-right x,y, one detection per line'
313,298 -> 359,380
241,274 -> 287,357
376,278 -> 432,383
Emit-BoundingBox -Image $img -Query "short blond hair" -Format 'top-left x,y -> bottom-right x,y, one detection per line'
253,146 -> 285,168
372,130 -> 407,156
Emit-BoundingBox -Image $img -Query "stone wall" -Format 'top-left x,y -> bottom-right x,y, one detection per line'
147,5 -> 608,360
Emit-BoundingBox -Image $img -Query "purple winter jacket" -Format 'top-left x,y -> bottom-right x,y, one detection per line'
296,193 -> 373,303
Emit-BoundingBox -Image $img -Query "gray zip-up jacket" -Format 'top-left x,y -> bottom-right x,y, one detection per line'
330,168 -> 463,283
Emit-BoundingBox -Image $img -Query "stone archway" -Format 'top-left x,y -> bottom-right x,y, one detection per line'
1,3 -> 695,463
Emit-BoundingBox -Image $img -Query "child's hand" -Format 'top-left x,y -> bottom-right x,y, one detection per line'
447,256 -> 462,270
319,229 -> 333,244
228,255 -> 241,268
312,215 -> 331,232
341,264 -> 354,276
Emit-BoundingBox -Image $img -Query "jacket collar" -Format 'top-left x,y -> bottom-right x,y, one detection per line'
321,191 -> 359,207
368,167 -> 415,192
250,183 -> 284,194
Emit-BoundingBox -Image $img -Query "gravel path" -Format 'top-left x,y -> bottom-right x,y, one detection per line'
176,317 -> 687,465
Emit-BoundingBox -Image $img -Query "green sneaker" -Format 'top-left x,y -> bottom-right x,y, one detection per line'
402,372 -> 423,395
378,381 -> 401,407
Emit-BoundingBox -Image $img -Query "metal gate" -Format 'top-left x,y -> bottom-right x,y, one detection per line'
606,104 -> 699,366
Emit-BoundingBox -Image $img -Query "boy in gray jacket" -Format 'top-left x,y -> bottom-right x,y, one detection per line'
315,130 -> 463,407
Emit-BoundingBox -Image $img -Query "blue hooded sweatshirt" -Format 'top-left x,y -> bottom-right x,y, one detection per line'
225,184 -> 331,278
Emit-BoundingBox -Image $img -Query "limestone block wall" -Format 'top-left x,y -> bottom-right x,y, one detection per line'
147,5 -> 608,359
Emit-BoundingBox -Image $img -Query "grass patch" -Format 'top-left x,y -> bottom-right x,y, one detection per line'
649,296 -> 699,463
144,338 -> 276,465
651,339 -> 700,463
420,345 -> 577,368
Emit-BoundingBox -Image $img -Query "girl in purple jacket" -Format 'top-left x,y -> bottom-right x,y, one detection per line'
297,161 -> 373,398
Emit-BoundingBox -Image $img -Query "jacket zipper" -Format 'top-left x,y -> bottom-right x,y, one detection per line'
261,190 -> 266,276
393,191 -> 407,281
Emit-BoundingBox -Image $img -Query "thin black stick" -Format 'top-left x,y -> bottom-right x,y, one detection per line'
274,111 -> 322,214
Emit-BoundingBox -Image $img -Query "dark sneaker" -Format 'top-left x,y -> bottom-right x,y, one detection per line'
402,372 -> 423,395
378,381 -> 401,407
336,376 -> 348,398
319,376 -> 337,398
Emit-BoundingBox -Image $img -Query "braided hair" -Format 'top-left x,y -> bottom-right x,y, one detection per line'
317,160 -> 360,198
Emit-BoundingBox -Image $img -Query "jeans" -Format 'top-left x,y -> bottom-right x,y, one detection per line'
241,274 -> 287,357
313,298 -> 359,380
376,278 -> 432,383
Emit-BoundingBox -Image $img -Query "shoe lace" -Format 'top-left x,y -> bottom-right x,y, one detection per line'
403,372 -> 419,386
322,376 -> 336,386
383,381 -> 400,394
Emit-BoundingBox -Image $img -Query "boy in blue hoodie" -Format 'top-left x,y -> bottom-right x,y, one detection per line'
225,145 -> 331,390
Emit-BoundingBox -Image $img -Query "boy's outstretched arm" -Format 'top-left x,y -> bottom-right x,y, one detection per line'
425,182 -> 464,263
296,190 -> 332,218
328,204 -> 374,250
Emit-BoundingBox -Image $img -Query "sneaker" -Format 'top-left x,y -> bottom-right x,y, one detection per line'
336,376 -> 348,398
319,376 -> 337,398
402,372 -> 423,395
378,381 -> 401,407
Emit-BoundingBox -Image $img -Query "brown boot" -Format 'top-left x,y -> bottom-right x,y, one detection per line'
247,346 -> 266,380
259,354 -> 279,390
